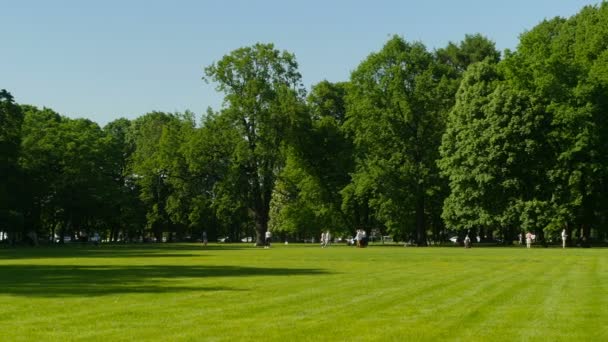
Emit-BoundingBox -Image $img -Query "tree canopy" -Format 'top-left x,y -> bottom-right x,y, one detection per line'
2,3 -> 608,246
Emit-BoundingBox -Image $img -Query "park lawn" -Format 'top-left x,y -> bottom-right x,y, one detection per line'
0,243 -> 606,341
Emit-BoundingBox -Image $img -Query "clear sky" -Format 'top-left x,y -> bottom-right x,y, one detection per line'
1,0 -> 600,126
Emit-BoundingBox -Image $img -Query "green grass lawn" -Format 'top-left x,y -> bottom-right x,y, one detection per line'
0,243 -> 606,341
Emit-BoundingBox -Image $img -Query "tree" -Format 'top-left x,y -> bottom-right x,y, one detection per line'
269,81 -> 355,240
345,36 -> 454,245
128,111 -> 193,242
18,105 -> 63,243
19,106 -> 115,243
438,61 -> 550,243
436,33 -> 501,74
204,43 -> 307,246
0,90 -> 24,243
182,110 -> 247,242
500,3 -> 608,244
103,118 -> 146,242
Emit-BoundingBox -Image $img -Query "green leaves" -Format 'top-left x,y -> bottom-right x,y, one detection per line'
204,43 -> 306,244
0,90 -> 24,237
5,4 -> 608,245
345,36 -> 453,244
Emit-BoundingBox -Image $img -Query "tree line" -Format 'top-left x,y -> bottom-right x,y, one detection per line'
1,3 -> 607,246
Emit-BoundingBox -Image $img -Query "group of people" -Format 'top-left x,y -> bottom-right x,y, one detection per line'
320,231 -> 331,248
518,229 -> 568,248
203,228 -> 570,249
517,232 -> 536,248
463,229 -> 569,249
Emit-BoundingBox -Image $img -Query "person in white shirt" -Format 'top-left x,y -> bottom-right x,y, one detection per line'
526,232 -> 532,248
265,230 -> 272,248
561,229 -> 567,248
355,229 -> 362,247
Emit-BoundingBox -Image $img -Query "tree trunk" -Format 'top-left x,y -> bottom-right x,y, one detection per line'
60,217 -> 70,245
581,224 -> 591,248
51,224 -> 56,245
110,227 -> 117,243
537,229 -> 547,247
501,226 -> 512,245
415,191 -> 427,246
254,210 -> 269,246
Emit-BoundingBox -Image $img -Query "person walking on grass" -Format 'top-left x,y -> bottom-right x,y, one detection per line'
265,230 -> 272,248
321,232 -> 326,248
464,235 -> 471,248
202,231 -> 208,247
561,229 -> 567,249
518,233 -> 523,245
526,231 -> 532,248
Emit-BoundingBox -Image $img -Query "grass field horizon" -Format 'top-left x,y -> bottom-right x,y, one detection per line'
1,243 -> 606,341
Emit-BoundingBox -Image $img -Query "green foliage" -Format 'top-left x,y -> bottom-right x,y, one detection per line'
17,106 -> 119,242
3,3 -> 608,245
436,33 -> 501,73
439,61 -> 551,236
502,2 -> 608,241
269,80 -> 354,239
204,43 -> 307,245
0,90 -> 24,240
128,111 -> 196,240
345,36 -> 458,244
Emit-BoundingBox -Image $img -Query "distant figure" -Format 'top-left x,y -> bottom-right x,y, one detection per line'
325,231 -> 331,247
526,232 -> 532,248
356,229 -> 367,248
561,229 -> 567,248
464,235 -> 471,248
92,232 -> 100,246
265,230 -> 272,248
320,232 -> 326,247
518,233 -> 523,245
202,231 -> 208,247
476,235 -> 481,243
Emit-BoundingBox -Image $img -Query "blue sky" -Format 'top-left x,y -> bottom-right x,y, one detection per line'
1,0 -> 599,126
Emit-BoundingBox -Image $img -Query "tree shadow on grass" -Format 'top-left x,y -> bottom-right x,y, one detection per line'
0,244 -> 260,260
0,265 -> 329,297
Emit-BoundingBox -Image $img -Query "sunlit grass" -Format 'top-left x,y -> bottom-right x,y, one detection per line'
0,243 -> 606,341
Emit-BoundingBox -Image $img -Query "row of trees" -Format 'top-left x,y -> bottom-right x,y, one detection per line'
1,3 -> 607,246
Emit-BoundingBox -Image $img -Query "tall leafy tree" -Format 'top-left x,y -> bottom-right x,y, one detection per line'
270,81 -> 354,239
19,106 -> 63,242
103,118 -> 146,241
19,106 -> 114,242
345,36 -> 454,245
204,43 -> 307,245
128,111 -> 192,242
439,61 -> 550,242
184,111 -> 249,241
54,118 -> 114,241
0,90 -> 24,243
501,3 -> 608,244
436,33 -> 501,74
